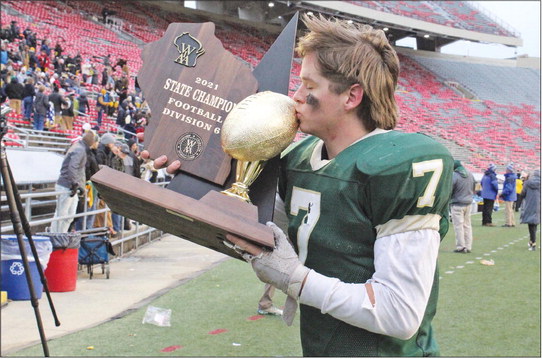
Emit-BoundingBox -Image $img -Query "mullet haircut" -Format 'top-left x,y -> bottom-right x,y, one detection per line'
296,14 -> 400,130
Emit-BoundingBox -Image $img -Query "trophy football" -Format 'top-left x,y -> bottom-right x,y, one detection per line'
221,91 -> 297,203
91,14 -> 300,259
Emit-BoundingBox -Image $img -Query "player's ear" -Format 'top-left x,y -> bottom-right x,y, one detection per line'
344,83 -> 363,111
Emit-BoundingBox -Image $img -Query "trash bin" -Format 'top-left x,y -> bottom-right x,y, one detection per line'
1,235 -> 52,301
38,232 -> 81,292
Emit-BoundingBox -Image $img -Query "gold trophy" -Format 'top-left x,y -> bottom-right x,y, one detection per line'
221,91 -> 298,203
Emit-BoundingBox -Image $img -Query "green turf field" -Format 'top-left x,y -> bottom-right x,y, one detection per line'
9,210 -> 540,357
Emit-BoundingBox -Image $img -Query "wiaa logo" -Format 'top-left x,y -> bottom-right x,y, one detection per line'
173,32 -> 205,67
175,132 -> 204,161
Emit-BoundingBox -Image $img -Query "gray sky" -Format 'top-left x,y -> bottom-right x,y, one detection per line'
442,1 -> 541,58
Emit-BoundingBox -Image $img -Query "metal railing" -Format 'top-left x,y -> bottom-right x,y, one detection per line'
466,1 -> 521,38
4,125 -> 73,153
1,181 -> 171,257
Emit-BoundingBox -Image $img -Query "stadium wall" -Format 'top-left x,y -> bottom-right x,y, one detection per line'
396,47 -> 540,70
146,1 -> 282,35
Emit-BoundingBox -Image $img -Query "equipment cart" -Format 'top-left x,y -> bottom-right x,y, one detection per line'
78,228 -> 115,279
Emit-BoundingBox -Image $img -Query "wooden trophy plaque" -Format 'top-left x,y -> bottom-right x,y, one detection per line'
92,14 -> 299,259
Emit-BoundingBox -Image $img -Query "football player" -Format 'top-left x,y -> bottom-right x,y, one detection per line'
145,14 -> 453,357
224,14 -> 453,356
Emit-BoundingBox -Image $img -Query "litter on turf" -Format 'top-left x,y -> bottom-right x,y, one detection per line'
480,259 -> 495,266
142,305 -> 172,327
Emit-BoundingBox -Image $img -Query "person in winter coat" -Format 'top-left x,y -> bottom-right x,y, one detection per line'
515,173 -> 524,212
51,131 -> 96,233
22,76 -> 35,121
37,49 -> 50,71
32,85 -> 49,131
4,76 -> 24,114
96,88 -> 111,126
95,132 -> 118,167
60,93 -> 75,130
48,85 -> 68,128
451,160 -> 476,253
73,131 -> 100,231
500,163 -> 518,227
481,163 -> 499,226
521,170 -> 540,251
77,92 -> 90,117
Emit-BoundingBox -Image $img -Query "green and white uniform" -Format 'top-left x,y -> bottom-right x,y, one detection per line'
278,129 -> 453,356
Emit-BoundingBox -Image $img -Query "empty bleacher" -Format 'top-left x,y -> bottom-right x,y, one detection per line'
395,51 -> 540,172
345,1 -> 518,37
410,54 -> 541,110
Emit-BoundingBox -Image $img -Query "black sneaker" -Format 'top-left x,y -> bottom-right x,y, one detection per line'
454,248 -> 466,253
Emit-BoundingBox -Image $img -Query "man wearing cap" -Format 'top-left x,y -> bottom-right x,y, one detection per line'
96,88 -> 109,127
51,131 -> 96,233
451,160 -> 476,252
96,132 -> 117,167
481,163 -> 499,226
500,163 -> 518,227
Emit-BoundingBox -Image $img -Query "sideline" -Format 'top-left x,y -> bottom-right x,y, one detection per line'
0,235 -> 227,355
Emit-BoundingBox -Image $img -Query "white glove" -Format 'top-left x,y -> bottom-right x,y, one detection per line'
246,222 -> 309,299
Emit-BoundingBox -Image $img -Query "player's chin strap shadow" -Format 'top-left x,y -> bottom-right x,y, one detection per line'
222,239 -> 298,326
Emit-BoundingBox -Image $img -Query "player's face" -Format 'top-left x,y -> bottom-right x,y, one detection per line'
293,52 -> 348,139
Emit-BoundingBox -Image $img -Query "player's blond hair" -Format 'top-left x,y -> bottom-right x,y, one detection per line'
296,14 -> 399,130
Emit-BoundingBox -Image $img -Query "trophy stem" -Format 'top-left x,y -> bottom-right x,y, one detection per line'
221,160 -> 265,203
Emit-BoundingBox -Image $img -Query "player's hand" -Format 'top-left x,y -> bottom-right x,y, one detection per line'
225,222 -> 310,300
140,151 -> 181,175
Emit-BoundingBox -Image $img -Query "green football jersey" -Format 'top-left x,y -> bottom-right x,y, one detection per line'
278,130 -> 453,357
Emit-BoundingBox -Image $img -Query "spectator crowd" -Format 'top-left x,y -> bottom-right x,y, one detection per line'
1,20 -> 148,138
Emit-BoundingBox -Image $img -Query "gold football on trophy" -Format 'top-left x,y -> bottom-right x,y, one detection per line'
221,91 -> 298,162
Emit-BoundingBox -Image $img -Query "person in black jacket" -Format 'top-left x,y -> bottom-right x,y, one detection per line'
48,85 -> 67,128
32,84 -> 49,131
95,132 -> 117,167
77,92 -> 90,117
22,77 -> 35,121
4,76 -> 24,115
60,93 -> 75,130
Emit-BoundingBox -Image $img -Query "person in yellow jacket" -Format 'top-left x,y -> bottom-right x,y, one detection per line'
96,89 -> 114,127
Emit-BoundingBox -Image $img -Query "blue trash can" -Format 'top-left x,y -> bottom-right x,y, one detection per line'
1,235 -> 52,301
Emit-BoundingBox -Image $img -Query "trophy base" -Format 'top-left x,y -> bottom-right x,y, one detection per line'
91,166 -> 274,260
221,182 -> 251,203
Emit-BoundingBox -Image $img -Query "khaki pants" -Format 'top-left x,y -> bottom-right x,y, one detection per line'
451,204 -> 473,251
93,199 -> 113,229
258,284 -> 276,310
504,201 -> 515,226
54,113 -> 62,127
60,115 -> 74,130
9,99 -> 22,115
